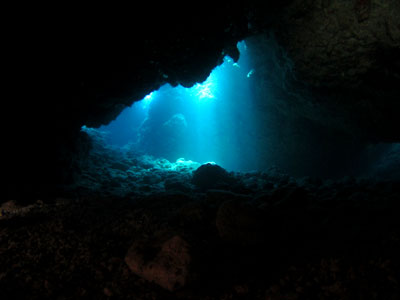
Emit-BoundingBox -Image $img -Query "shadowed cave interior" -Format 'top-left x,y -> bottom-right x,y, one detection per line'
2,2 -> 400,299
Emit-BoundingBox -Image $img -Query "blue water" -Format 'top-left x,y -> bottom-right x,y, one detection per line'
82,38 -> 400,178
90,41 -> 258,171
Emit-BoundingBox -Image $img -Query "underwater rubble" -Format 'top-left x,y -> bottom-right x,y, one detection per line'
1,129 -> 400,299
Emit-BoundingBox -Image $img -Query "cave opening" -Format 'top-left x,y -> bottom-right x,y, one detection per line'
83,41 -> 258,172
3,3 -> 400,298
82,36 -> 400,180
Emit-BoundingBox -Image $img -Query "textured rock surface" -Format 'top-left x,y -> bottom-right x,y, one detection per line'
275,0 -> 400,88
1,138 -> 399,298
125,234 -> 191,291
269,0 -> 400,140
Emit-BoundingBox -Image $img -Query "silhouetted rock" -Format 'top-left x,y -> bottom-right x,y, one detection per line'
192,164 -> 236,191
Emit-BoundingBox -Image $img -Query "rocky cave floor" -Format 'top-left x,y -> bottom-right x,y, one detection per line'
1,129 -> 400,299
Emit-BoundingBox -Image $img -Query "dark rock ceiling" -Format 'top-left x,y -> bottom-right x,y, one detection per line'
5,1 -> 400,196
273,0 -> 400,141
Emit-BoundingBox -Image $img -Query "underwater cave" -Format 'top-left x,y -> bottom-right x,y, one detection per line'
2,2 -> 400,299
83,36 -> 399,180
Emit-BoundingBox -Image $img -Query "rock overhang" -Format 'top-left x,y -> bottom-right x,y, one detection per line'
5,1 -> 400,196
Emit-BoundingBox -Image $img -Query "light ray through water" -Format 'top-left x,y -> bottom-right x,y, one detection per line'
83,41 -> 257,171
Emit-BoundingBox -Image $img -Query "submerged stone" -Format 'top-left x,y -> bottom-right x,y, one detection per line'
192,164 -> 236,190
125,234 -> 191,291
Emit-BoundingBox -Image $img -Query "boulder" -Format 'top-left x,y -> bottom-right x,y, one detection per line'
125,234 -> 191,291
192,164 -> 236,190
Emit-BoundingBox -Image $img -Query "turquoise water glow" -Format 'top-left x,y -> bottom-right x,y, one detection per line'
86,41 -> 257,171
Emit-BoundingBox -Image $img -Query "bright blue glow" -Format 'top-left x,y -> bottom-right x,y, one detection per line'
81,38 -> 400,178
84,40 -> 258,171
237,40 -> 247,52
247,69 -> 255,78
172,158 -> 201,171
141,91 -> 155,109
224,56 -> 234,64
193,78 -> 215,100
144,92 -> 153,101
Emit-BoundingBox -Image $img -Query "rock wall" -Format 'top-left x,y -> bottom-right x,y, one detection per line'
4,1 -> 400,197
271,0 -> 400,141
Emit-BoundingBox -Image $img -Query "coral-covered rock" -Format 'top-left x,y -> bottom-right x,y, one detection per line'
125,234 -> 191,291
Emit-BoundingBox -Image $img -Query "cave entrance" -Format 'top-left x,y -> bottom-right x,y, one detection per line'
83,41 -> 259,171
81,35 -> 400,180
